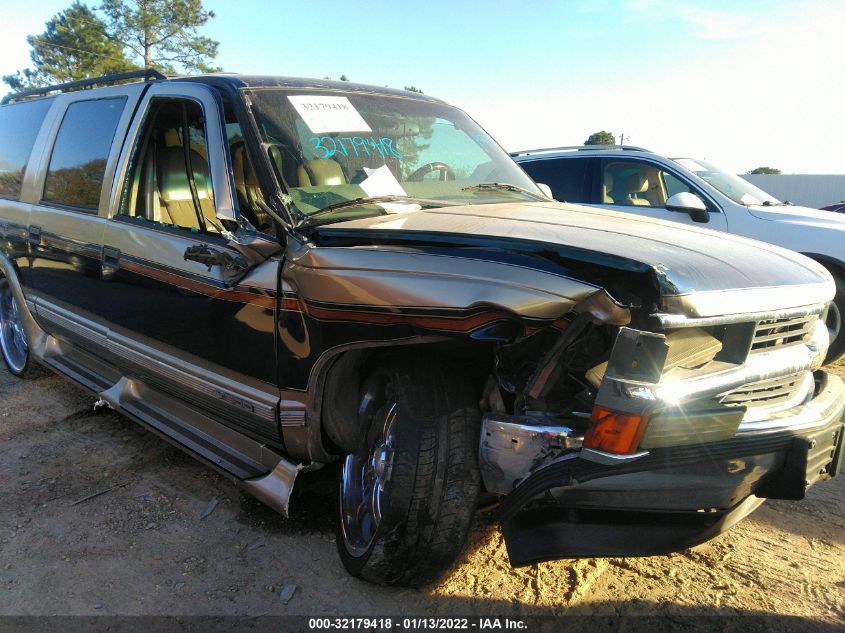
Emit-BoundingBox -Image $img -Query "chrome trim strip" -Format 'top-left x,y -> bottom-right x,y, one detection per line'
580,448 -> 650,465
655,301 -> 828,328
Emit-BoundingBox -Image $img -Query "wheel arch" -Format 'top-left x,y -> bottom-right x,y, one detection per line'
0,253 -> 46,352
802,252 -> 845,280
289,338 -> 492,461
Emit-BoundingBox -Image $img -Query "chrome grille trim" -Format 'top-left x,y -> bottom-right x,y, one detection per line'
751,315 -> 817,353
722,373 -> 804,407
721,371 -> 815,422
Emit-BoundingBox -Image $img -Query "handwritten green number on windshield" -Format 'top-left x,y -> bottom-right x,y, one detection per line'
308,136 -> 402,161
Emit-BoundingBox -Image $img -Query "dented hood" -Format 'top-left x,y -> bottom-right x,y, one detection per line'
314,201 -> 834,317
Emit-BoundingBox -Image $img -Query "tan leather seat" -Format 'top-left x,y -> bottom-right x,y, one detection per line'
231,141 -> 269,229
624,173 -> 651,206
602,172 -> 614,203
157,147 -> 218,231
297,159 -> 346,187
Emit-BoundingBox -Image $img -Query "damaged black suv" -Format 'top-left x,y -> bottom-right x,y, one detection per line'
0,71 -> 842,586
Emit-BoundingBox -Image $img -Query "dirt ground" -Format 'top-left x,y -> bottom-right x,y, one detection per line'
1,359 -> 844,630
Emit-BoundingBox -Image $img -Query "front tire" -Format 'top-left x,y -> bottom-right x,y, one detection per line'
336,354 -> 481,586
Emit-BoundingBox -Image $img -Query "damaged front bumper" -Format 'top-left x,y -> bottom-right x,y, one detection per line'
482,371 -> 845,567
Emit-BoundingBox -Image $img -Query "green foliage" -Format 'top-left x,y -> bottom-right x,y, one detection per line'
3,2 -> 137,90
748,166 -> 781,175
584,130 -> 617,145
4,0 -> 220,91
100,0 -> 219,73
404,86 -> 424,94
339,74 -> 349,81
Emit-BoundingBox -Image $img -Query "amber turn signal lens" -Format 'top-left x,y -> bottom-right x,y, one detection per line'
583,406 -> 650,454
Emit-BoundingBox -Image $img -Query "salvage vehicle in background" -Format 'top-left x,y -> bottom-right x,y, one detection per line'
0,73 -> 843,586
513,146 -> 845,363
821,202 -> 845,213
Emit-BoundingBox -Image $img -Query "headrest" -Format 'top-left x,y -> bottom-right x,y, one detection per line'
625,172 -> 649,194
298,159 -> 346,187
164,129 -> 181,147
231,142 -> 260,187
603,172 -> 614,189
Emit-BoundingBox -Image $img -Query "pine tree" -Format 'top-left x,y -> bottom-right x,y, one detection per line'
99,0 -> 219,73
3,2 -> 137,90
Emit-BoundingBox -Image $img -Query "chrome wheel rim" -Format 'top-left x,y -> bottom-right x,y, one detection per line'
0,280 -> 28,375
340,394 -> 398,558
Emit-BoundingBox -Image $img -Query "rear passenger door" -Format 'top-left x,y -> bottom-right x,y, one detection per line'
100,82 -> 282,445
0,96 -> 55,292
518,157 -> 595,204
27,88 -> 140,344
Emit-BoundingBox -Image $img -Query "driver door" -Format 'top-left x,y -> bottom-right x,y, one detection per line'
99,82 -> 282,445
599,158 -> 728,231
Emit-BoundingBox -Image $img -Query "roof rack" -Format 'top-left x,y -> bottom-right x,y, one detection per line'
510,144 -> 652,157
1,69 -> 167,105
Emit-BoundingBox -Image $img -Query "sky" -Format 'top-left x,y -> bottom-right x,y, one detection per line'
1,0 -> 843,174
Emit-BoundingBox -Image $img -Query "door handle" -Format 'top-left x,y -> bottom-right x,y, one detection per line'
28,225 -> 41,247
102,246 -> 121,266
102,246 -> 121,280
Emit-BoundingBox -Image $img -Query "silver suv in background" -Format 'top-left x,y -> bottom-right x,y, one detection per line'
513,146 -> 845,362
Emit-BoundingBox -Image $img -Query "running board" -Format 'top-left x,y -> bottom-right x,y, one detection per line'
40,344 -> 301,516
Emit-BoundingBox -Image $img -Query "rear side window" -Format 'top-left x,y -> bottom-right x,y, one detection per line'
0,98 -> 54,200
519,158 -> 591,203
43,97 -> 126,211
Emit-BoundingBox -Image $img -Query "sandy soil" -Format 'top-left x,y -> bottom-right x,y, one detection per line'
1,361 -> 844,629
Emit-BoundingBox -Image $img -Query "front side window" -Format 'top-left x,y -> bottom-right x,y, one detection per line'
43,97 -> 126,211
118,99 -> 220,234
662,171 -> 693,198
600,159 -> 698,208
245,89 -> 544,226
0,97 -> 54,200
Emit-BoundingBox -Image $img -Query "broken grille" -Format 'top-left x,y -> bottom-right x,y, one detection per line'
750,315 -> 817,353
721,373 -> 807,409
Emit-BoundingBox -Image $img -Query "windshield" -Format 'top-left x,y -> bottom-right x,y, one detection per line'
673,158 -> 780,206
244,88 -> 544,225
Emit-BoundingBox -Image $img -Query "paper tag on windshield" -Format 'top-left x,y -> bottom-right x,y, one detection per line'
288,96 -> 371,133
360,166 -> 406,197
360,166 -> 418,214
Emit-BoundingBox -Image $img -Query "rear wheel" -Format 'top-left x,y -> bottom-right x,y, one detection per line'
0,274 -> 40,379
824,274 -> 845,364
336,355 -> 481,586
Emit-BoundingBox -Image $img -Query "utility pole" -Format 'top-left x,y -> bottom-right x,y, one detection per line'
619,133 -> 629,145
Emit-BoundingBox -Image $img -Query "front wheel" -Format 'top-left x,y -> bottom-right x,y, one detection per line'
336,355 -> 481,586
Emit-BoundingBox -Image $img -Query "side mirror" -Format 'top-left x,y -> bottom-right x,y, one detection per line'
665,192 -> 710,223
536,183 -> 554,199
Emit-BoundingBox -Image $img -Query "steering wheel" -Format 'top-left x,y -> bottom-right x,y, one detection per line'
407,162 -> 456,182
